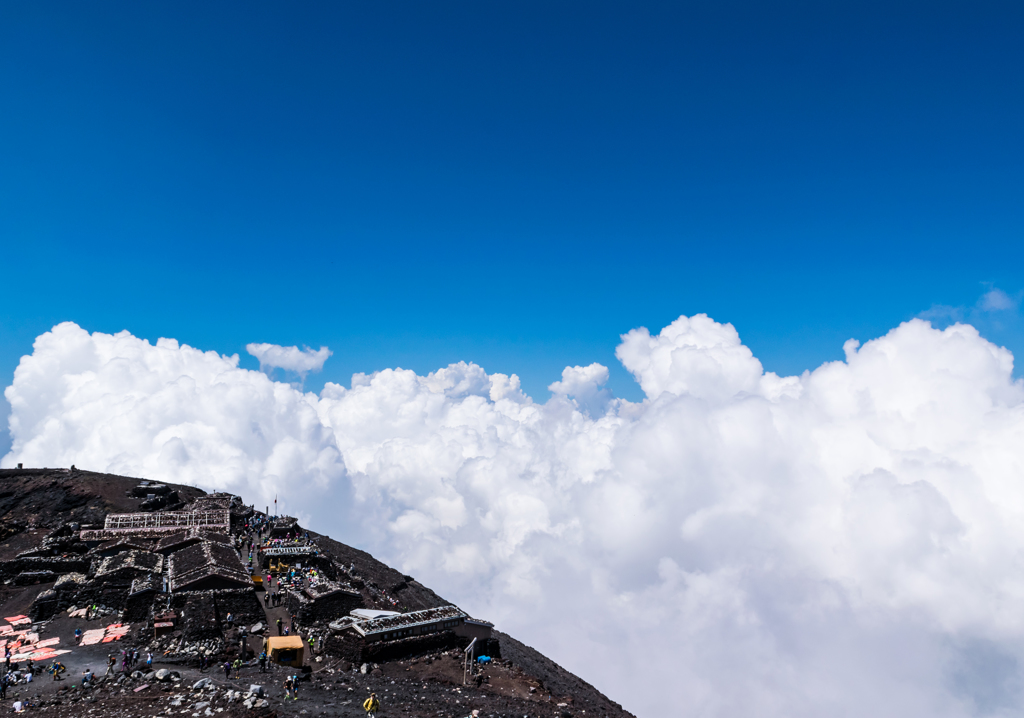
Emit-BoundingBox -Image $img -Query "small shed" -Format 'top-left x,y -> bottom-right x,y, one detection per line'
264,635 -> 304,667
286,580 -> 362,624
167,541 -> 251,592
94,550 -> 164,583
270,517 -> 299,538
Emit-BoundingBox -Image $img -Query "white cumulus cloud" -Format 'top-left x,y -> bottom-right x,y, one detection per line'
4,324 -> 347,524
246,342 -> 332,378
548,363 -> 613,417
5,315 -> 1024,718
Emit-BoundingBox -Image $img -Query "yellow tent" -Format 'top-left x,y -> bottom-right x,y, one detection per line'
264,636 -> 304,667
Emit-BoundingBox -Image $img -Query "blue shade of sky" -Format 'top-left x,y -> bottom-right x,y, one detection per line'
1,1 -> 1023,454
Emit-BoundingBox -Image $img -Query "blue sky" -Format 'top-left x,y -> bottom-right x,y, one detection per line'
2,1 -> 1023,455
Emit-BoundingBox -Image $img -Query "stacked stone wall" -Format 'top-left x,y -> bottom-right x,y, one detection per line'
170,587 -> 264,632
324,629 -> 471,663
0,556 -> 92,579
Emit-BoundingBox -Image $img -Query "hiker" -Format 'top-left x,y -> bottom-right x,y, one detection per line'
105,654 -> 116,676
259,651 -> 267,673
276,618 -> 283,635
263,591 -> 270,607
363,691 -> 380,718
283,675 -> 294,700
146,652 -> 153,669
223,661 -> 231,680
82,667 -> 93,686
74,628 -> 82,644
200,655 -> 208,672
226,612 -> 234,628
232,658 -> 242,679
0,673 -> 7,699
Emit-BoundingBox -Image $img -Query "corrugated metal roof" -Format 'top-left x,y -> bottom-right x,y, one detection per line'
352,605 -> 466,637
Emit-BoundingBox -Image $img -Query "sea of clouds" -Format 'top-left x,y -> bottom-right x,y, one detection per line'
4,314 -> 1024,717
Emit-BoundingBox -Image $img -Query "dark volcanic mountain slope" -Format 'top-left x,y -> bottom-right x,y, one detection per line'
0,467 -> 206,534
0,467 -> 634,718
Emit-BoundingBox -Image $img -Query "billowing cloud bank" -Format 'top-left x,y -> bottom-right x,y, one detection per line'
5,317 -> 1024,718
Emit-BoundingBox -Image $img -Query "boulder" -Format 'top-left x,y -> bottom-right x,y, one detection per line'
249,684 -> 263,696
155,669 -> 171,682
192,678 -> 211,691
250,623 -> 264,634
